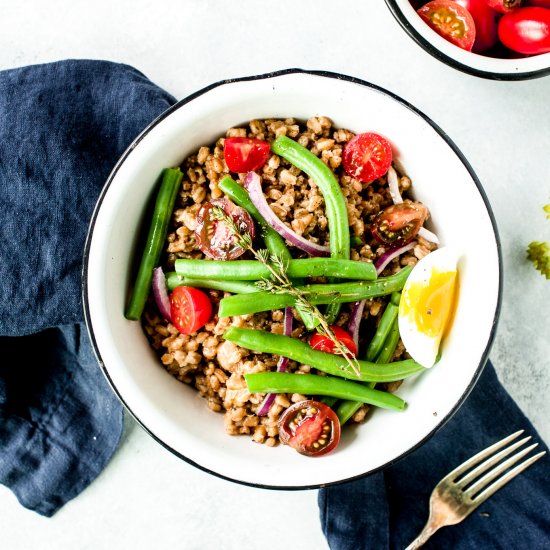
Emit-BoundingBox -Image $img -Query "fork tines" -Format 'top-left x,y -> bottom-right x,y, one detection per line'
446,430 -> 546,504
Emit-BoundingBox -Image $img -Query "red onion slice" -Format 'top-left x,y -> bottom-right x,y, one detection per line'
257,307 -> 293,416
152,267 -> 172,321
418,227 -> 440,244
387,166 -> 403,204
375,242 -> 416,276
244,171 -> 330,257
347,300 -> 366,351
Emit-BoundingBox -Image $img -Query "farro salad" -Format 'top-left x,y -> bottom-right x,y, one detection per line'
125,117 -> 458,457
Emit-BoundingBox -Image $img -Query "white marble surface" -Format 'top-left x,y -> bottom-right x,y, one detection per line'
1,1 -> 549,548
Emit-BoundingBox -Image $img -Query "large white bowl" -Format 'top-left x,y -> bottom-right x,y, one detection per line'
83,70 -> 502,489
385,0 -> 550,80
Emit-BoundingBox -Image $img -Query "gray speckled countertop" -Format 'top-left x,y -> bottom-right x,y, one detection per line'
1,1 -> 549,548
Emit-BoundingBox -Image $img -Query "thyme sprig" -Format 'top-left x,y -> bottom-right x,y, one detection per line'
211,206 -> 360,376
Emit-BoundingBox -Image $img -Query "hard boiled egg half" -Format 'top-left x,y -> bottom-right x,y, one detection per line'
398,247 -> 459,368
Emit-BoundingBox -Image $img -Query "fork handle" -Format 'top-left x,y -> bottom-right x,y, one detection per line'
404,521 -> 442,550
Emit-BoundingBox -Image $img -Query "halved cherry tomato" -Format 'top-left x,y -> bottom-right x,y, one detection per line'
170,286 -> 212,335
455,0 -> 501,51
498,6 -> 550,53
223,137 -> 270,173
371,202 -> 428,246
342,132 -> 393,183
418,0 -> 477,50
278,400 -> 341,457
486,0 -> 523,14
195,198 -> 256,260
310,325 -> 358,356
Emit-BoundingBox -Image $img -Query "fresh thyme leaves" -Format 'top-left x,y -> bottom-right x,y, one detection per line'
211,206 -> 361,376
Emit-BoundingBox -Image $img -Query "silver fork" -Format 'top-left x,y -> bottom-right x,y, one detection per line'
405,430 -> 546,549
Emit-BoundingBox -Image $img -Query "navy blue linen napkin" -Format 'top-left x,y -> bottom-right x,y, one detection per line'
319,361 -> 550,549
0,60 -> 175,516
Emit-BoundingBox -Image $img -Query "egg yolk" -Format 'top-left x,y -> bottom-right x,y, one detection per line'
402,269 -> 457,338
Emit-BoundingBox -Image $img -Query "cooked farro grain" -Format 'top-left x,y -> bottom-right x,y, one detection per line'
143,117 -> 436,446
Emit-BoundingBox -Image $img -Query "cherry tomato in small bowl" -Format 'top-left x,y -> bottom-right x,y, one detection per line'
371,202 -> 428,246
310,325 -> 358,356
224,137 -> 270,173
486,0 -> 523,14
195,198 -> 256,260
498,6 -> 550,53
417,0 -> 477,50
278,400 -> 341,457
455,0 -> 501,51
342,132 -> 393,183
170,286 -> 212,335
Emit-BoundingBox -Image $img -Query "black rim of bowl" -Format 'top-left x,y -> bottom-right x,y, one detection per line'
384,0 -> 550,81
82,68 -> 503,490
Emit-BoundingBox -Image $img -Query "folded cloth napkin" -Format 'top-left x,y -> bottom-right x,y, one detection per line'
1,62 -> 549,550
319,361 -> 550,549
0,60 -> 175,516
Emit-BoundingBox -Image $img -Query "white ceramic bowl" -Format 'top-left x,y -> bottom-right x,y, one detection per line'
385,0 -> 550,80
83,69 -> 502,488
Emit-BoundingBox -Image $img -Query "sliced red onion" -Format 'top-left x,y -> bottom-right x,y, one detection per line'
375,241 -> 416,276
257,307 -> 293,416
387,166 -> 440,246
418,227 -> 440,244
387,166 -> 403,204
152,267 -> 172,321
244,171 -> 330,257
347,300 -> 366,351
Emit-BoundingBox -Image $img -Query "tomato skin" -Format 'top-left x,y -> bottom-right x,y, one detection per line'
278,400 -> 341,457
310,325 -> 358,356
195,198 -> 255,260
224,138 -> 270,173
418,0 -> 477,50
342,132 -> 393,183
498,6 -> 550,53
371,202 -> 428,246
526,0 -> 550,7
455,0 -> 501,51
170,286 -> 212,335
486,0 -> 523,14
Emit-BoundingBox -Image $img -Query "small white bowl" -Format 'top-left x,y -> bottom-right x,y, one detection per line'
83,70 -> 502,488
385,0 -> 550,80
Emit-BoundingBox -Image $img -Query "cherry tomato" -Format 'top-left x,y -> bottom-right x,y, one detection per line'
342,133 -> 393,183
486,0 -> 523,14
195,198 -> 256,260
418,0 -> 477,50
310,325 -> 358,356
170,286 -> 212,335
371,202 -> 428,246
223,137 -> 270,173
278,400 -> 341,457
498,6 -> 550,53
526,0 -> 550,7
455,0 -> 501,51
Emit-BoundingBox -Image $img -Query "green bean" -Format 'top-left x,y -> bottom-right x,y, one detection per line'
245,372 -> 406,411
320,396 -> 339,408
218,266 -> 412,318
350,235 -> 364,247
165,272 -> 257,294
365,292 -> 401,361
336,315 -> 402,424
125,168 -> 183,320
223,327 -> 424,383
217,176 -> 321,328
376,316 -> 401,364
218,176 -> 291,263
272,135 -> 350,323
174,258 -> 376,281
